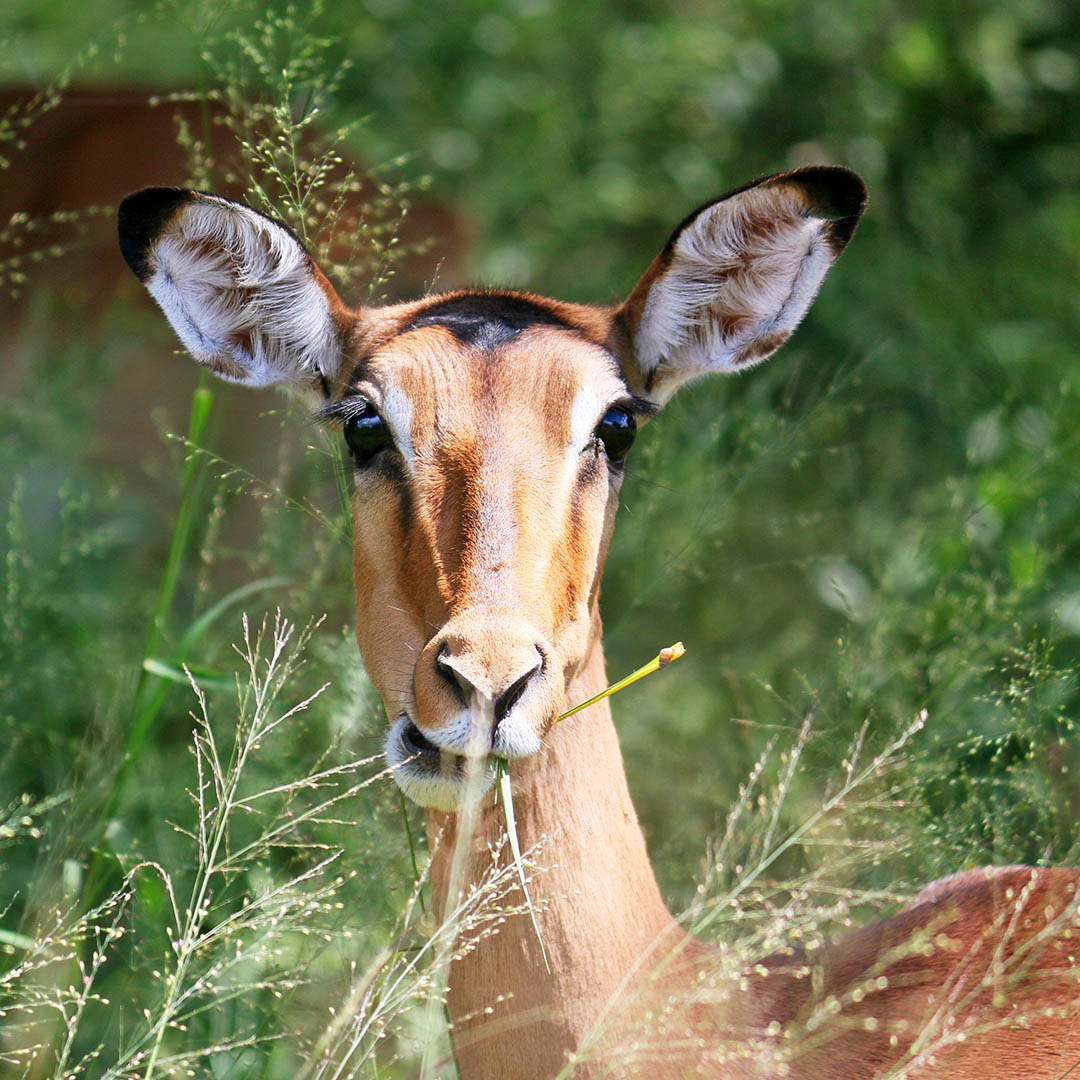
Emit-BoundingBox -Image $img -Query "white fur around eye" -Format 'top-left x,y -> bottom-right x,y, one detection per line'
634,183 -> 840,402
381,383 -> 417,474
145,196 -> 340,387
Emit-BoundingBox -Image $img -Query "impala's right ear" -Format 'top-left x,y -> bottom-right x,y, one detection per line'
616,167 -> 867,406
118,188 -> 354,391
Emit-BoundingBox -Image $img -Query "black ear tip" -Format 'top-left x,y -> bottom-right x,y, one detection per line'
785,166 -> 868,249
118,187 -> 193,281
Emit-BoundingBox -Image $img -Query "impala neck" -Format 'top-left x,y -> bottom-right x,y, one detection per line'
425,633 -> 688,1079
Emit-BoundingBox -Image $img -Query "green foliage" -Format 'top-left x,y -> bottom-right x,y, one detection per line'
1,0 -> 1080,1073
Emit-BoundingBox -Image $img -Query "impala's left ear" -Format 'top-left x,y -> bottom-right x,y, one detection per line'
616,166 -> 867,405
118,188 -> 354,392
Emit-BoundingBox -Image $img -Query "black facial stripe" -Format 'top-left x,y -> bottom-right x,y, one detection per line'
354,448 -> 412,531
403,293 -> 571,350
576,447 -> 608,492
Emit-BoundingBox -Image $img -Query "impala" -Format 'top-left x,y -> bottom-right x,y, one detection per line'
119,167 -> 1080,1079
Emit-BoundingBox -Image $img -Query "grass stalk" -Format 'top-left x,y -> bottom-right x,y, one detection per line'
554,642 -> 685,725
83,376 -> 221,906
398,788 -> 426,915
121,376 -> 217,778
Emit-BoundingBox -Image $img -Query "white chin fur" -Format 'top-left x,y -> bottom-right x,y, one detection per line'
385,714 -> 497,811
433,704 -> 543,760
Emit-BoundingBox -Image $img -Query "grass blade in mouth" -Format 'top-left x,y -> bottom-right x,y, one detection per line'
494,643 -> 686,971
497,756 -> 550,973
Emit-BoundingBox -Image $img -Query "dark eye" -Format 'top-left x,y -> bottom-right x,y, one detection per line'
343,405 -> 389,465
594,406 -> 636,462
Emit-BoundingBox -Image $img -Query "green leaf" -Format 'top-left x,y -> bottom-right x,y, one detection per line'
142,658 -> 231,690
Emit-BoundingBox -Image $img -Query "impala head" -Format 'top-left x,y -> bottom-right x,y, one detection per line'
119,167 -> 865,811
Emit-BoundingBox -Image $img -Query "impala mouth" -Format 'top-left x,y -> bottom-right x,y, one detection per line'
402,720 -> 440,757
385,713 -> 498,811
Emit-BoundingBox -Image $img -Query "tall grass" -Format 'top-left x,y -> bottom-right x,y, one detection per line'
3,1 -> 1080,1076
0,608 -> 570,1078
0,613 -> 494,1077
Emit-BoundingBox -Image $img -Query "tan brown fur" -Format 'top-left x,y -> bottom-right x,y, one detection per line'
345,312 -> 623,736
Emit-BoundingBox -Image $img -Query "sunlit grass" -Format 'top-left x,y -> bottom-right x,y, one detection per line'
1,613 -> 387,1077
3,0 -> 1080,1075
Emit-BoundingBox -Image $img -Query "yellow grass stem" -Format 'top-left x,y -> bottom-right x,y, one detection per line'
554,641 -> 685,724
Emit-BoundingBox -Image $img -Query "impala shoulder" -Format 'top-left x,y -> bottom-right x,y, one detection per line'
903,864 -> 1080,914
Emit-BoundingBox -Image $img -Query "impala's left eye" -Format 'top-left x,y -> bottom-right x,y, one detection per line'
594,406 -> 636,462
343,405 -> 389,465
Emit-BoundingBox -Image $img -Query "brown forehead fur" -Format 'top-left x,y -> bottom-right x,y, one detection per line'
358,308 -> 617,614
334,289 -> 632,398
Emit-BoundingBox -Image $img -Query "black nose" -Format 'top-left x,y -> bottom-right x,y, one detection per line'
494,656 -> 542,725
435,645 -> 470,703
433,644 -> 544,740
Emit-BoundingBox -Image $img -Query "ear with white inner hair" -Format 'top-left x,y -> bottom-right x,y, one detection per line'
616,166 -> 867,405
118,188 -> 353,391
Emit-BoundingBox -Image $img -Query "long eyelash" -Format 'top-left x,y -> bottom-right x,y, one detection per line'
315,395 -> 376,427
624,394 -> 660,419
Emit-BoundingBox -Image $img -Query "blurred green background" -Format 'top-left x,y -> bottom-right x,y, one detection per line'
2,0 -> 1080,1075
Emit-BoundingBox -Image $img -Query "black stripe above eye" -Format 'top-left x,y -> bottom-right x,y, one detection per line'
403,293 -> 571,350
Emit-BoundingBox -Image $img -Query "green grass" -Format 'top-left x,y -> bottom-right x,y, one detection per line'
3,0 -> 1080,1074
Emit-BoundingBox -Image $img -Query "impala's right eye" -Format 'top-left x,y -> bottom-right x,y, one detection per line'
343,405 -> 389,465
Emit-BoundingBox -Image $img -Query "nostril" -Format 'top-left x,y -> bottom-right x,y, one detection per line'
435,644 -> 473,703
494,651 -> 543,726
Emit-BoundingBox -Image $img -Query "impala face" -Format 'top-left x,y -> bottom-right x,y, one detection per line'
119,167 -> 866,810
327,295 -> 645,808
